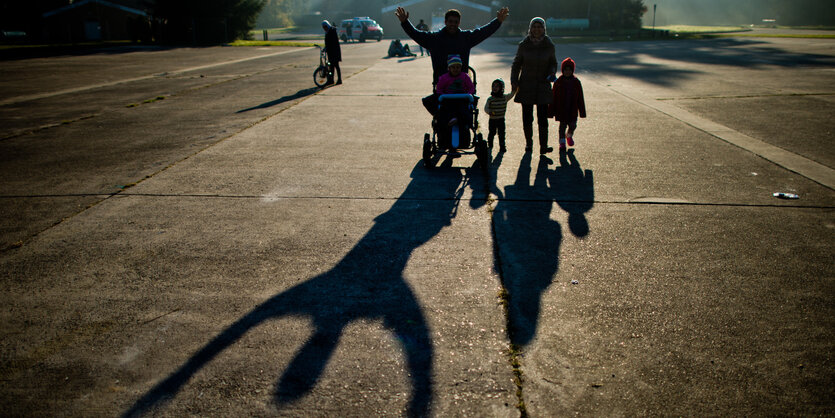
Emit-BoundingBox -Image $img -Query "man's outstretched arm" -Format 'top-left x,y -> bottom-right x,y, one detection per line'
397,6 -> 432,48
468,6 -> 509,46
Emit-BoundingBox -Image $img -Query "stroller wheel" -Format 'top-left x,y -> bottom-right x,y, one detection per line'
423,133 -> 434,168
475,134 -> 489,169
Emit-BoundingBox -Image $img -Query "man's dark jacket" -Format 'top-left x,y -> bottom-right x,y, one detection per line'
401,19 -> 501,85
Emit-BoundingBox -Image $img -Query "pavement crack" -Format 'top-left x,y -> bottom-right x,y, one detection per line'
657,92 -> 835,101
0,114 -> 98,142
140,308 -> 182,325
491,196 -> 833,209
484,167 -> 529,417
492,208 -> 529,416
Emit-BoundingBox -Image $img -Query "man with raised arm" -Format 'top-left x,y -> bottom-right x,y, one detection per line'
395,6 -> 510,87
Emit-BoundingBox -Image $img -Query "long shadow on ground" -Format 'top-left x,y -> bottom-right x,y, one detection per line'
491,150 -> 594,346
124,158 -> 479,416
237,87 -> 320,113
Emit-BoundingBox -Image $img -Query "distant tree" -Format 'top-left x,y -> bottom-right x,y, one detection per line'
152,0 -> 266,43
256,0 -> 305,29
780,0 -> 835,26
593,0 -> 647,29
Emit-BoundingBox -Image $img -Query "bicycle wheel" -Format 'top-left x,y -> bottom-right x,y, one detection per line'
313,66 -> 329,87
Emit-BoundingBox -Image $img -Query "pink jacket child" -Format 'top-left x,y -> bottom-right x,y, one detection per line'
436,54 -> 475,94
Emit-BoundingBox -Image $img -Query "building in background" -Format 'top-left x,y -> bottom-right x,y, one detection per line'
42,0 -> 150,43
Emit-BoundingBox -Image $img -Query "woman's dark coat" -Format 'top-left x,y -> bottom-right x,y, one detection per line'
510,35 -> 557,105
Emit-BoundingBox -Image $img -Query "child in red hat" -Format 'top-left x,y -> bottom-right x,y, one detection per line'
550,57 -> 586,150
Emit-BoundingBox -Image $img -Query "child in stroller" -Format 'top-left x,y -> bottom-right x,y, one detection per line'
435,55 -> 475,149
422,55 -> 489,168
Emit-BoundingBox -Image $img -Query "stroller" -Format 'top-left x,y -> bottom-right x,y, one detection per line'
422,66 -> 489,168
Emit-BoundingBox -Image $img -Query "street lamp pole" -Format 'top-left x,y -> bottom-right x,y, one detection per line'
652,4 -> 656,30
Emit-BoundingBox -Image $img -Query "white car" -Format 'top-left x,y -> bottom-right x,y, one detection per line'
338,17 -> 384,42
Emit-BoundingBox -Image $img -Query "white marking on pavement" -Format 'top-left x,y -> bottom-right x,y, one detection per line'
0,48 -> 311,107
608,86 -> 835,190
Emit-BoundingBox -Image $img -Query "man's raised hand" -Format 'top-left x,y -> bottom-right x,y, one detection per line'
395,7 -> 409,23
497,7 -> 509,22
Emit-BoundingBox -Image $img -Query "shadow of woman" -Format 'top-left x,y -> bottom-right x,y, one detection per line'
553,149 -> 594,238
491,153 -> 562,347
125,159 -> 472,417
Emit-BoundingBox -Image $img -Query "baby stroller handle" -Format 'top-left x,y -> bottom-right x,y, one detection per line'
438,94 -> 474,103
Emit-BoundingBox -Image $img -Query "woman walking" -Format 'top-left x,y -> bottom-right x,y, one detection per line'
511,17 -> 557,154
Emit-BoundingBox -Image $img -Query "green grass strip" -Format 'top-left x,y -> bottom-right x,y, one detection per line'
714,33 -> 835,39
227,40 -> 317,47
650,25 -> 751,33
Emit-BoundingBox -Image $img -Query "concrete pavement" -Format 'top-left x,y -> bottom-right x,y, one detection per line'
1,34 -> 833,416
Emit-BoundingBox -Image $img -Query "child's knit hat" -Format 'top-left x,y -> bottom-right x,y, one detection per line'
491,78 -> 505,96
561,57 -> 575,71
447,54 -> 463,68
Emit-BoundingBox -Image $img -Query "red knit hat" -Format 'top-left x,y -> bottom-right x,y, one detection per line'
561,57 -> 575,71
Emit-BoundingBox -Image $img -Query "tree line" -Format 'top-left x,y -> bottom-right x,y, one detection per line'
20,0 -> 834,45
1,0 -> 650,44
0,0 -> 268,44
258,0 -> 650,31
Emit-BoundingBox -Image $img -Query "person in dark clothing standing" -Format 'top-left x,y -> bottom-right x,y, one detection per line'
511,17 -> 557,154
415,19 -> 429,56
395,6 -> 510,87
322,20 -> 342,85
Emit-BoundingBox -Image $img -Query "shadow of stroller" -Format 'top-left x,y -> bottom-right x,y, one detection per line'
124,159 -> 472,417
491,153 -> 562,347
553,150 -> 594,238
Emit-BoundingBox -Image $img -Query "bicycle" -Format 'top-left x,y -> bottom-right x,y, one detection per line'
313,44 -> 332,88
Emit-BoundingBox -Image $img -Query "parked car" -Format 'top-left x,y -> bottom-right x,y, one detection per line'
338,17 -> 384,42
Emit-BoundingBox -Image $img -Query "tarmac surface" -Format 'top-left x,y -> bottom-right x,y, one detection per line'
0,32 -> 833,416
